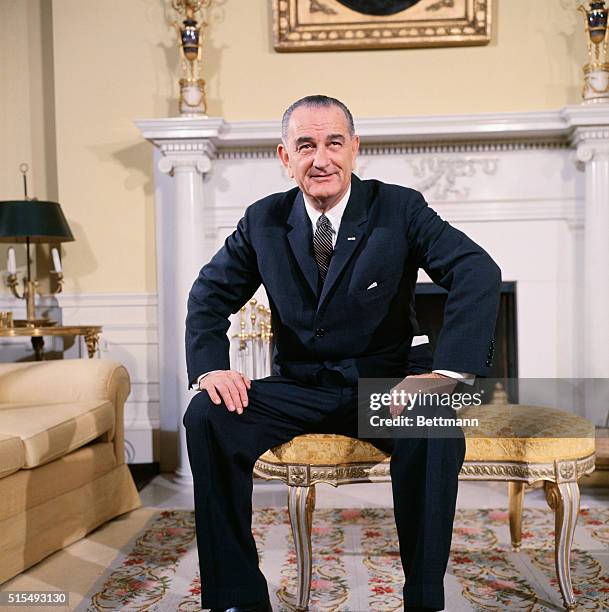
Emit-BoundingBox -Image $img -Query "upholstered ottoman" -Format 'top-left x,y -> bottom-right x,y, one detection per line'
254,405 -> 595,611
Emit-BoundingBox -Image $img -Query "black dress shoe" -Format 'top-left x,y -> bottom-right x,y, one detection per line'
210,600 -> 272,612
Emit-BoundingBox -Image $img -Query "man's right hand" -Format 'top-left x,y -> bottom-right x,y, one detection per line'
198,370 -> 251,414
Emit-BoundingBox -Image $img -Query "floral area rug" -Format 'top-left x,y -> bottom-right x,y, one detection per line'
76,507 -> 609,611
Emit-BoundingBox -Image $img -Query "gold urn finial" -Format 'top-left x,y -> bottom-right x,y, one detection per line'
578,1 -> 609,102
170,0 -> 212,115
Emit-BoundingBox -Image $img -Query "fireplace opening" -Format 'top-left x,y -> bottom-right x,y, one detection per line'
415,282 -> 517,402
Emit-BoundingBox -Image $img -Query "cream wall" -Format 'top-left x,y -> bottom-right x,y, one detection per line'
0,0 -> 588,295
0,0 -> 57,293
210,0 -> 586,119
0,1 -> 47,201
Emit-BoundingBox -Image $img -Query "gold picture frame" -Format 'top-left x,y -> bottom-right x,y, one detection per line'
273,0 -> 492,52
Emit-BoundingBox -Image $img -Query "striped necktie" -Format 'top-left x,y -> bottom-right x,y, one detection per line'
313,214 -> 334,282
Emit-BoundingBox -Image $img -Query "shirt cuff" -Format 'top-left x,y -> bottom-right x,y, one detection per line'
432,369 -> 476,386
191,371 -> 216,391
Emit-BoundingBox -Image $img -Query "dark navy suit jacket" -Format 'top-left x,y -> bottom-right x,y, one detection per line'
186,174 -> 501,388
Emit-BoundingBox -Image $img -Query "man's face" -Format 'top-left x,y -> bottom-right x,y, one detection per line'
277,104 -> 360,210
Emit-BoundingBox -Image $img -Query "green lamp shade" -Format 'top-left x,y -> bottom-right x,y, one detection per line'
0,200 -> 74,243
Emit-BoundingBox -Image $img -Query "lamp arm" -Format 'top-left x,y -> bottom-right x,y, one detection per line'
7,273 -> 24,299
50,270 -> 64,294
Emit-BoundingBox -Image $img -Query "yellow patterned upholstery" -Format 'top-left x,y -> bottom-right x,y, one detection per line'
461,405 -> 595,462
260,433 -> 388,465
259,405 -> 595,466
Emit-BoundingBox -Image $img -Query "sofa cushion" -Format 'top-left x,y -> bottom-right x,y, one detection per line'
0,400 -> 114,468
0,441 -> 116,522
0,433 -> 24,479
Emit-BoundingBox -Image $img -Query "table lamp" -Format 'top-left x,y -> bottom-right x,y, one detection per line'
0,164 -> 74,324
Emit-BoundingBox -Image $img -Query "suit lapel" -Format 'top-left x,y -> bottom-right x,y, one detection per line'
286,191 -> 319,297
317,175 -> 369,311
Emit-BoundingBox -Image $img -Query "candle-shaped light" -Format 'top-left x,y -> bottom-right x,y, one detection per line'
7,247 -> 16,274
51,247 -> 62,273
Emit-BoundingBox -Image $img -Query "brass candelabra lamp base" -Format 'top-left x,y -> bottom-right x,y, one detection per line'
6,273 -> 64,325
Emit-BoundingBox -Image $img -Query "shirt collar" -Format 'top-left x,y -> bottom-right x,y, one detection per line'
302,185 -> 351,233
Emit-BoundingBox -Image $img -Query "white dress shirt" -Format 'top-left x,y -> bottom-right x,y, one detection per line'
302,186 -> 351,247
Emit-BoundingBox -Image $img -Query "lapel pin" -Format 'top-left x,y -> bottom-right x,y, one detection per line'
347,236 -> 356,241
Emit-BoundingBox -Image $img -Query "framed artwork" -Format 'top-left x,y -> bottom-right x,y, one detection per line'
273,0 -> 492,51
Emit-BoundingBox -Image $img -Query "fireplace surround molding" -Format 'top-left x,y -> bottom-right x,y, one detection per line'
136,106 -> 609,479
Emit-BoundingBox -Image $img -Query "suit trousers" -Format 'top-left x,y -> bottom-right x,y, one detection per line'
183,375 -> 465,610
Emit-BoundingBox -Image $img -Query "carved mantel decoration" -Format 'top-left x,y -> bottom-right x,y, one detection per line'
273,0 -> 492,51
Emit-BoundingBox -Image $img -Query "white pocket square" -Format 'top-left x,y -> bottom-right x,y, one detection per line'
366,281 -> 378,290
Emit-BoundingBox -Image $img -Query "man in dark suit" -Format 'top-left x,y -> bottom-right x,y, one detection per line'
184,95 -> 501,612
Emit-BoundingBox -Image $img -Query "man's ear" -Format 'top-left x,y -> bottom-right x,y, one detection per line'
277,142 -> 294,178
351,135 -> 360,162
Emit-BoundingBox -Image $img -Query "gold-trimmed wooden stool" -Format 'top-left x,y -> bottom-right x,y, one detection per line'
254,405 -> 595,611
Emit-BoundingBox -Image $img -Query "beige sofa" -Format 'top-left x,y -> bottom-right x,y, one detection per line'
0,359 -> 141,584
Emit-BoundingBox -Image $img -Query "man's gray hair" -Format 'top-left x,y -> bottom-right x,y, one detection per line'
281,95 -> 355,142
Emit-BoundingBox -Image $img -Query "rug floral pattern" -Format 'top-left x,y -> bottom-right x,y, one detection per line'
84,510 -> 196,610
81,507 -> 609,611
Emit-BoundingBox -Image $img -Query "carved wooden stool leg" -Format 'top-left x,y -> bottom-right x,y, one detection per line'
508,481 -> 525,551
545,479 -> 581,611
288,484 -> 316,611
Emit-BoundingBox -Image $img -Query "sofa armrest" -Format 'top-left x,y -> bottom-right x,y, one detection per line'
0,360 -> 131,464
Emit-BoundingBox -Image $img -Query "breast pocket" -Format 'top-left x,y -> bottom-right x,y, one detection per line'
349,279 -> 397,303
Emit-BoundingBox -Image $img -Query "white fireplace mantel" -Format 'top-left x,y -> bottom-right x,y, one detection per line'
136,106 -> 609,147
136,106 -> 609,478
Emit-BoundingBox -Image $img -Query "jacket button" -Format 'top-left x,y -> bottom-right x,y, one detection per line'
315,328 -> 326,338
